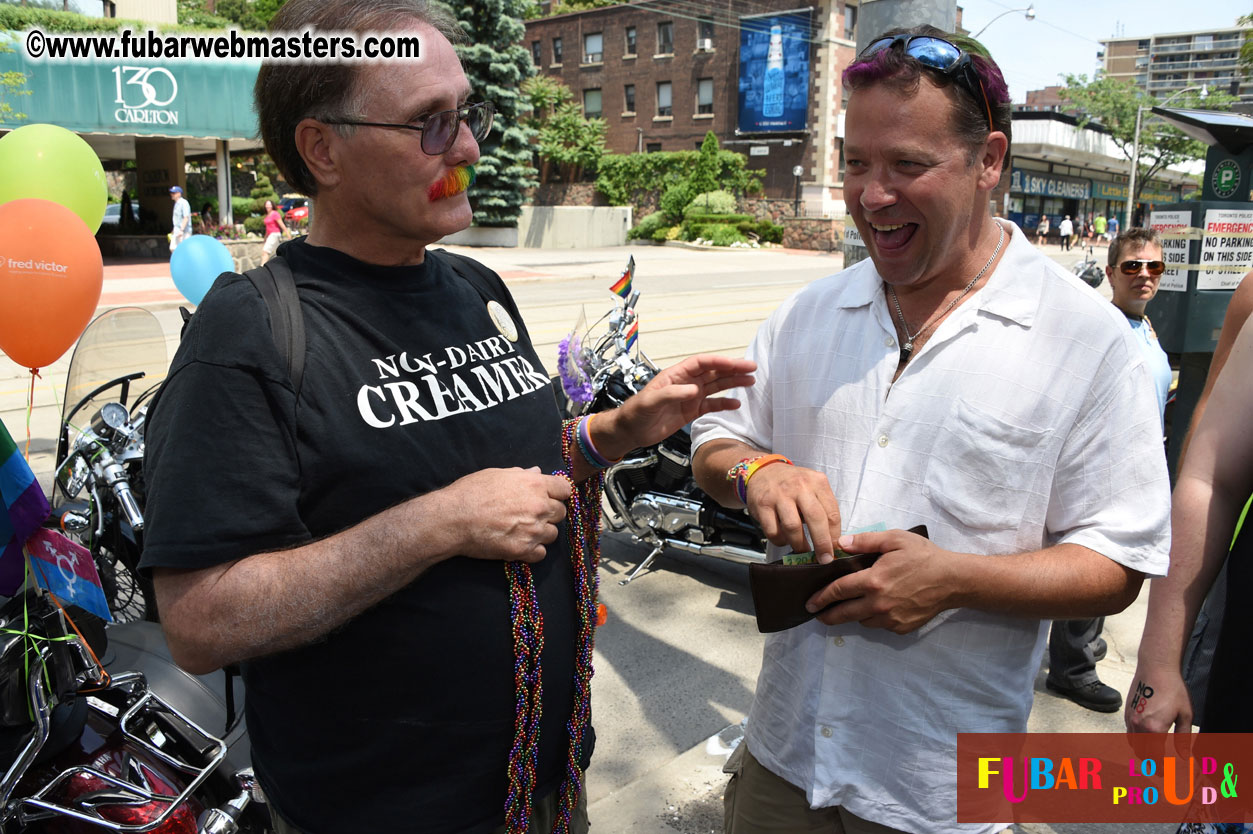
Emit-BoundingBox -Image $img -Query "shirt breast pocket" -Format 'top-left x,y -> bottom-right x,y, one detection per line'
922,398 -> 1048,531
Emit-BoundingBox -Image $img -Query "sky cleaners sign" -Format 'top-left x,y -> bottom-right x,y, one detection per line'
1009,169 -> 1091,200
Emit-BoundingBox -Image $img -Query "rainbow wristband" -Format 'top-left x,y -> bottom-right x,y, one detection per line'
734,454 -> 793,503
576,414 -> 622,469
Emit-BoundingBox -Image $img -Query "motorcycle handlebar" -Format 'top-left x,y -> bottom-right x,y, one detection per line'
101,459 -> 145,532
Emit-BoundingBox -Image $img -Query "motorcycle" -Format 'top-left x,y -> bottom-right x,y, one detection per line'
1072,245 -> 1104,289
556,279 -> 768,585
48,308 -> 168,623
0,589 -> 266,833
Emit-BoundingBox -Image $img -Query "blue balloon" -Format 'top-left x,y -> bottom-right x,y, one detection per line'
169,235 -> 235,305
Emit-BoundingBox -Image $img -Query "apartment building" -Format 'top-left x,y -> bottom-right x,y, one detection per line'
1101,25 -> 1251,106
524,0 -> 859,209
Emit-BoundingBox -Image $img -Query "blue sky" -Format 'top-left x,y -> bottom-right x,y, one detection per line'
957,0 -> 1249,102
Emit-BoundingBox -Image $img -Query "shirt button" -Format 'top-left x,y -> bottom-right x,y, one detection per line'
820,726 -> 834,738
832,636 -> 845,647
885,336 -> 895,347
877,435 -> 889,447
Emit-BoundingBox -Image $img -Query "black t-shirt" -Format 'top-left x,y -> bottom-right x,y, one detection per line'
140,240 -> 591,832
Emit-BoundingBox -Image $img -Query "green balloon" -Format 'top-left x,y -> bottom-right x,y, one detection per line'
0,124 -> 108,232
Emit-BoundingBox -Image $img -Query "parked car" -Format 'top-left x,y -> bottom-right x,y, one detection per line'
101,203 -> 122,225
281,194 -> 309,225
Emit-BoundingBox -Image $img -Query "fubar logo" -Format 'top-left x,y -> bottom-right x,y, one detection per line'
111,65 -> 180,125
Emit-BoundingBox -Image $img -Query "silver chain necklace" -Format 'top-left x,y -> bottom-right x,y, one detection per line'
888,221 -> 1005,365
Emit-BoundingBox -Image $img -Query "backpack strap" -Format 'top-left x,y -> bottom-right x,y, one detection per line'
243,257 -> 306,399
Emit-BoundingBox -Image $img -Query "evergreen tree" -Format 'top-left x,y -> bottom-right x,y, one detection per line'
444,0 -> 538,227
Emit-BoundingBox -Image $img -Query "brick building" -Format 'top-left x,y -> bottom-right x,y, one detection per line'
523,0 -> 859,211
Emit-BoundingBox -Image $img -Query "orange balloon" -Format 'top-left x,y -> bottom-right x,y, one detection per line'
0,199 -> 103,369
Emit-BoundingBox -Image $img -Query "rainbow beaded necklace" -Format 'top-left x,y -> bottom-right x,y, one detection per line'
503,418 -> 603,833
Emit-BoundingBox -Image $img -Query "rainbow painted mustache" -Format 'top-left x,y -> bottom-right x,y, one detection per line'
428,164 -> 476,202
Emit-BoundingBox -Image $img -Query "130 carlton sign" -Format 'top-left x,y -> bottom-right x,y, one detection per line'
112,65 -> 180,125
1010,168 -> 1091,200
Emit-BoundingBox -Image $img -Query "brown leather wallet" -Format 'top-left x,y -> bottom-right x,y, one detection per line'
747,525 -> 929,633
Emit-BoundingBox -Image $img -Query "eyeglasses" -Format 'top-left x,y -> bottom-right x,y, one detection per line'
858,35 -> 994,131
1119,259 -> 1166,276
324,102 -> 495,156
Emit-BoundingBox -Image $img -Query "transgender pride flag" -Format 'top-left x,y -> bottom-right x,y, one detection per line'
1,420 -> 50,595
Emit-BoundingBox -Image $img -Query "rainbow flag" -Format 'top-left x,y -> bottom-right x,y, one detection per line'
610,255 -> 635,299
1,420 -> 50,596
624,318 -> 639,351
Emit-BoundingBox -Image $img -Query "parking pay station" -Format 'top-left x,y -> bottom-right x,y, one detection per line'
1144,108 -> 1253,478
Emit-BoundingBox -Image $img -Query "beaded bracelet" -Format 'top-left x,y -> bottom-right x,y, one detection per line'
727,453 -> 793,503
576,413 -> 623,470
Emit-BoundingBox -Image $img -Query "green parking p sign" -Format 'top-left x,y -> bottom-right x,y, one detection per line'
1212,159 -> 1242,199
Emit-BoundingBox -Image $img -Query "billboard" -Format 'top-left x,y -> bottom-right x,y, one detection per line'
738,12 -> 810,133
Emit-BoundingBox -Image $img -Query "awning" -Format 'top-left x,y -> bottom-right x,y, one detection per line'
0,31 -> 262,153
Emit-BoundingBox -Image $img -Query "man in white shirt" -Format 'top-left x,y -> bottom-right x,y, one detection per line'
169,185 -> 191,252
691,25 -> 1171,834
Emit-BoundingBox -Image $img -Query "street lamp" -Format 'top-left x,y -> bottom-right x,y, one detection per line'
972,5 -> 1036,39
792,165 -> 804,216
1125,84 -> 1208,229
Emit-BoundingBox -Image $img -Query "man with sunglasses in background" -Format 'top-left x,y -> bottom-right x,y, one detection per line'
138,1 -> 754,832
1045,228 -> 1172,716
692,25 -> 1170,834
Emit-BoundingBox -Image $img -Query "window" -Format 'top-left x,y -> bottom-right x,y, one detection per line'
696,78 -> 713,114
657,22 -> 674,55
624,84 -> 636,113
531,40 -> 542,65
583,32 -> 603,63
844,4 -> 857,41
656,81 -> 672,116
552,37 -> 563,64
583,88 -> 602,119
625,26 -> 637,55
646,142 -> 662,152
698,18 -> 713,49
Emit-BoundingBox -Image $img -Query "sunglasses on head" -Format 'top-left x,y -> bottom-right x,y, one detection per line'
325,101 -> 495,156
858,35 -> 994,131
1119,259 -> 1166,276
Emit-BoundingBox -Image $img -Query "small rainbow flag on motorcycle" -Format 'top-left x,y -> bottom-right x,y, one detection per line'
610,255 -> 635,299
624,318 -> 639,351
1,419 -> 50,596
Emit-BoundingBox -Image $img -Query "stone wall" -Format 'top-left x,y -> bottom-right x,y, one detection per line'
782,217 -> 841,252
96,235 -> 266,269
532,182 -> 605,208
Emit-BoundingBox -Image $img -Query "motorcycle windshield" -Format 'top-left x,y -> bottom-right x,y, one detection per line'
60,307 -> 169,439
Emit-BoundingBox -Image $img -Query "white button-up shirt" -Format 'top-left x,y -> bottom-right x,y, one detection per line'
692,224 -> 1171,833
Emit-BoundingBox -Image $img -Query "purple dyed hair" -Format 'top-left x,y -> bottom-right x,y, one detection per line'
842,25 -> 1012,160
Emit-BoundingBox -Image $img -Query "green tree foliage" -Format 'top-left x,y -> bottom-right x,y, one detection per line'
444,0 -> 538,227
521,75 -> 605,183
657,132 -> 736,222
599,149 -> 762,214
1059,74 -> 1235,211
0,38 -> 30,125
523,0 -> 619,20
1240,14 -> 1252,79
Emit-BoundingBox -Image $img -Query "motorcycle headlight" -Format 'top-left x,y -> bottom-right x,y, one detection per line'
57,454 -> 91,499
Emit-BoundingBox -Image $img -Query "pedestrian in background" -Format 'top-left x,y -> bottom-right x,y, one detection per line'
169,185 -> 191,252
1058,214 -> 1073,251
1047,228 -> 1171,714
1036,211 -> 1050,246
260,198 -> 289,265
691,25 -> 1169,834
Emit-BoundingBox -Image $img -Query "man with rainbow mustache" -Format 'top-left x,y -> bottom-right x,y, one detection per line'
138,2 -> 755,833
692,25 -> 1170,834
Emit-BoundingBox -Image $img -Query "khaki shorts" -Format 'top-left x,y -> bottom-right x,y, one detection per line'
263,231 -> 281,255
723,744 -> 1010,834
